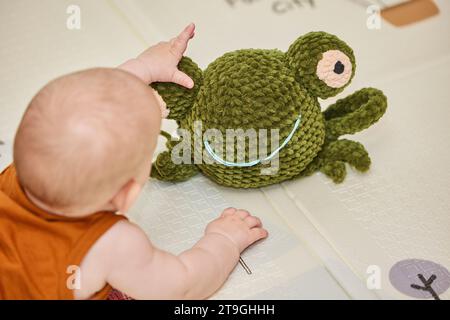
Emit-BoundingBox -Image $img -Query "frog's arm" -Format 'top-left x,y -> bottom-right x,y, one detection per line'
323,88 -> 387,141
151,57 -> 203,122
151,131 -> 199,182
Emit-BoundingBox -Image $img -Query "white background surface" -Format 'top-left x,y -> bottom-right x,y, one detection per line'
0,0 -> 449,299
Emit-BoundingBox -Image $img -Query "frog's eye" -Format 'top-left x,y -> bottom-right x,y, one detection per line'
316,50 -> 352,89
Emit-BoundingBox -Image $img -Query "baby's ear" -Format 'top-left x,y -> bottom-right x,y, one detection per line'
110,180 -> 142,214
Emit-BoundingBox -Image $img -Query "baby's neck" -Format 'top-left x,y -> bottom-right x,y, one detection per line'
24,187 -> 110,218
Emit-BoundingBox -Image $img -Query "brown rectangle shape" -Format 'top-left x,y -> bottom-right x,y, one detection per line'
381,0 -> 440,27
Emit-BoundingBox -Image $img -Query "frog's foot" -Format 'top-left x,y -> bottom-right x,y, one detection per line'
151,150 -> 199,182
320,161 -> 347,183
323,88 -> 387,141
318,139 -> 371,183
150,131 -> 199,182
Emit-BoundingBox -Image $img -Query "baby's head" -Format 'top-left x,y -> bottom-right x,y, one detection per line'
14,68 -> 162,216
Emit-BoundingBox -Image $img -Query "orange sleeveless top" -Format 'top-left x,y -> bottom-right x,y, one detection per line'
0,165 -> 127,300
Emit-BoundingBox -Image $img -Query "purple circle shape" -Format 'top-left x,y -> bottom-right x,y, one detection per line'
389,259 -> 450,299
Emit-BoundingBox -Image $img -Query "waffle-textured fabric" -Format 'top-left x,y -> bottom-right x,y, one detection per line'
151,32 -> 387,188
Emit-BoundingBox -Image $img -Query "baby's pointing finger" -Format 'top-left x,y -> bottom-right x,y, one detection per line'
180,23 -> 195,40
171,23 -> 195,56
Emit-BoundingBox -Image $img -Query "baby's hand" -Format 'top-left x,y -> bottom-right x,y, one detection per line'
137,23 -> 195,88
205,208 -> 268,253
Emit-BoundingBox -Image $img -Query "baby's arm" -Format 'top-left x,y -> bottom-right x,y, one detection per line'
119,23 -> 195,88
100,208 -> 267,299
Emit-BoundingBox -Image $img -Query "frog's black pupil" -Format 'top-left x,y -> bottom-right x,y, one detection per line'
334,61 -> 345,75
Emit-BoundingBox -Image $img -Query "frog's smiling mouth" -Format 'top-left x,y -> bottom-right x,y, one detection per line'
204,114 -> 302,167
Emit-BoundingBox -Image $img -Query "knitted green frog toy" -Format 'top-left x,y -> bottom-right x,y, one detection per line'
151,32 -> 387,188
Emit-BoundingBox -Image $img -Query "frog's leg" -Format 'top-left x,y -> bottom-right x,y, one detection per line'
320,161 -> 347,184
312,88 -> 386,182
150,57 -> 203,182
318,139 -> 371,183
301,139 -> 370,183
151,131 -> 199,182
323,88 -> 387,141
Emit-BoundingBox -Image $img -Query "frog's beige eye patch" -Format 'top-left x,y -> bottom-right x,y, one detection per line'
316,50 -> 352,89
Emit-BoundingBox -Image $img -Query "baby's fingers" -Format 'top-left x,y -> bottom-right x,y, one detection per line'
172,70 -> 194,89
221,207 -> 237,217
170,23 -> 195,58
244,216 -> 262,228
236,209 -> 250,220
249,228 -> 269,245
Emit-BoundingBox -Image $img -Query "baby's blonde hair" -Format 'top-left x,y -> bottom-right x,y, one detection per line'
14,68 -> 161,213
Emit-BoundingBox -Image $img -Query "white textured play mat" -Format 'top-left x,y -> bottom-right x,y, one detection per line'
0,0 -> 449,299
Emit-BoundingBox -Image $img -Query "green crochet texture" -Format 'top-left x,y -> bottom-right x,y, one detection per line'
151,32 -> 387,188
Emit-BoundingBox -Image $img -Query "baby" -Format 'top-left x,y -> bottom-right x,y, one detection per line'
0,24 -> 268,300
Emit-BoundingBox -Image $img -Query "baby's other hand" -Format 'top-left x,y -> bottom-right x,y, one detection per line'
137,23 -> 195,88
205,208 -> 268,253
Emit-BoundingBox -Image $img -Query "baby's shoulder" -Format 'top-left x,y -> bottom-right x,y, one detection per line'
76,220 -> 151,299
85,219 -> 150,263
